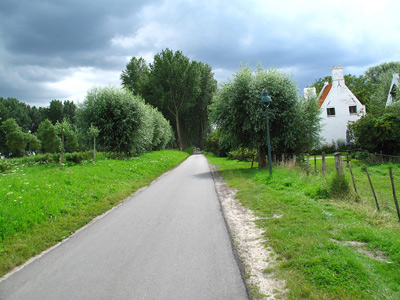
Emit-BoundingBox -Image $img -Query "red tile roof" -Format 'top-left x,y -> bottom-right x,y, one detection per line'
318,84 -> 332,109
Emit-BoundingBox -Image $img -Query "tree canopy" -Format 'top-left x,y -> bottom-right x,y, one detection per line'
77,86 -> 173,155
211,64 -> 321,168
121,49 -> 217,148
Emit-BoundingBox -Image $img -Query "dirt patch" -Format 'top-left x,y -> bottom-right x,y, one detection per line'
209,163 -> 287,299
330,239 -> 390,263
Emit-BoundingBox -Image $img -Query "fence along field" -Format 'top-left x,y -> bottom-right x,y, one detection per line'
275,151 -> 400,222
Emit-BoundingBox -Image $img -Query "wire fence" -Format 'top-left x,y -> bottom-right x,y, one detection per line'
271,151 -> 400,222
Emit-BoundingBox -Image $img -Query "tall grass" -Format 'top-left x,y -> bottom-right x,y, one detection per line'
0,150 -> 188,276
207,154 -> 400,300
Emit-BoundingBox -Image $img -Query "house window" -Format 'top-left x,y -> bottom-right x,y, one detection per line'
327,107 -> 335,116
349,106 -> 357,114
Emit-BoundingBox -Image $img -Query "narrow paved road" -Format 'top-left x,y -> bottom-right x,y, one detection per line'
0,154 -> 248,300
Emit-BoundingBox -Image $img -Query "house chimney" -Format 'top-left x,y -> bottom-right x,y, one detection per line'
304,87 -> 317,99
331,66 -> 345,87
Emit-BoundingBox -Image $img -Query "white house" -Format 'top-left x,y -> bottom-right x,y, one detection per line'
314,66 -> 366,146
385,73 -> 399,107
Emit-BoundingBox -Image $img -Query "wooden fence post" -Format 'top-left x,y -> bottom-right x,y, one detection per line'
314,155 -> 317,174
365,166 -> 380,211
334,152 -> 344,175
348,163 -> 359,200
322,152 -> 326,175
293,155 -> 296,168
389,167 -> 400,221
281,154 -> 285,167
306,153 -> 310,176
273,154 -> 277,167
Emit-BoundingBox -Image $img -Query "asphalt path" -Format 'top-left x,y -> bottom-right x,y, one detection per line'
0,154 -> 248,300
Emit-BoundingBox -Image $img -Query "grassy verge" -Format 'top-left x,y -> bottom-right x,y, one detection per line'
206,154 -> 400,300
0,150 -> 188,277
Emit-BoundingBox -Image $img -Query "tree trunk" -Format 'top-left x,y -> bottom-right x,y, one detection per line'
258,146 -> 267,169
175,110 -> 182,149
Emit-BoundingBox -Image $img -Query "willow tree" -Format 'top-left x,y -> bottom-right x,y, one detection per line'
211,64 -> 320,168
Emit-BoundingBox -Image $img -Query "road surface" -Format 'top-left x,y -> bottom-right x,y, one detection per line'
0,154 -> 248,300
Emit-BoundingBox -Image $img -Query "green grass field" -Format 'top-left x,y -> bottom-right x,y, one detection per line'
206,154 -> 400,300
0,150 -> 188,277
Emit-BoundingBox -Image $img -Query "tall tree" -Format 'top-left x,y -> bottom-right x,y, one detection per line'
211,65 -> 321,168
48,100 -> 64,125
37,119 -> 60,153
63,100 -> 77,125
188,62 -> 217,148
365,62 -> 400,85
120,57 -> 150,96
147,49 -> 201,147
1,118 -> 29,157
121,49 -> 217,148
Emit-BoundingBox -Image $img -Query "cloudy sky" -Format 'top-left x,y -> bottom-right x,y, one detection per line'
1,0 -> 399,107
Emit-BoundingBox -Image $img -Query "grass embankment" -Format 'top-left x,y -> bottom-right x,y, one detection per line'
206,154 -> 400,300
0,150 -> 188,277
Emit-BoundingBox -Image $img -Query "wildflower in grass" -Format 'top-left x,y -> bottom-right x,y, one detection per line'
7,192 -> 13,195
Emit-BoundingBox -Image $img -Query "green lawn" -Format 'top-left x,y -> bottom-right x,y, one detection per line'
0,150 -> 188,277
206,154 -> 400,300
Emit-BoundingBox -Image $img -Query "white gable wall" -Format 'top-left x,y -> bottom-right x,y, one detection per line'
386,73 -> 399,107
319,66 -> 366,145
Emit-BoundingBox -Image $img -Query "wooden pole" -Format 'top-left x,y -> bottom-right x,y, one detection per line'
365,166 -> 380,211
389,167 -> 400,221
282,153 -> 285,167
334,152 -> 344,175
322,152 -> 326,175
314,155 -> 317,174
293,155 -> 296,168
306,153 -> 310,176
348,163 -> 359,199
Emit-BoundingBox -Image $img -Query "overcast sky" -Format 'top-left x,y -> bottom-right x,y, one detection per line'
1,0 -> 399,107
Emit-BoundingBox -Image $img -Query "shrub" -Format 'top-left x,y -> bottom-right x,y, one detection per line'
227,147 -> 256,161
77,87 -> 173,155
329,173 -> 350,198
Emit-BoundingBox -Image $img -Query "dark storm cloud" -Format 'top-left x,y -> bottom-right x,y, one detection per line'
0,0 -> 399,106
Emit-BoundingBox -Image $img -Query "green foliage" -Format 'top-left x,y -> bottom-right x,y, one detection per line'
0,98 -> 35,155
1,118 -> 28,156
183,147 -> 194,155
211,64 -> 321,167
47,100 -> 64,125
349,105 -> 400,155
0,118 -> 40,157
88,124 -> 99,138
120,57 -> 149,96
56,120 -> 79,153
329,173 -> 350,198
204,129 -> 230,157
37,119 -> 60,153
121,49 -> 217,148
228,147 -> 256,161
77,86 -> 173,155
